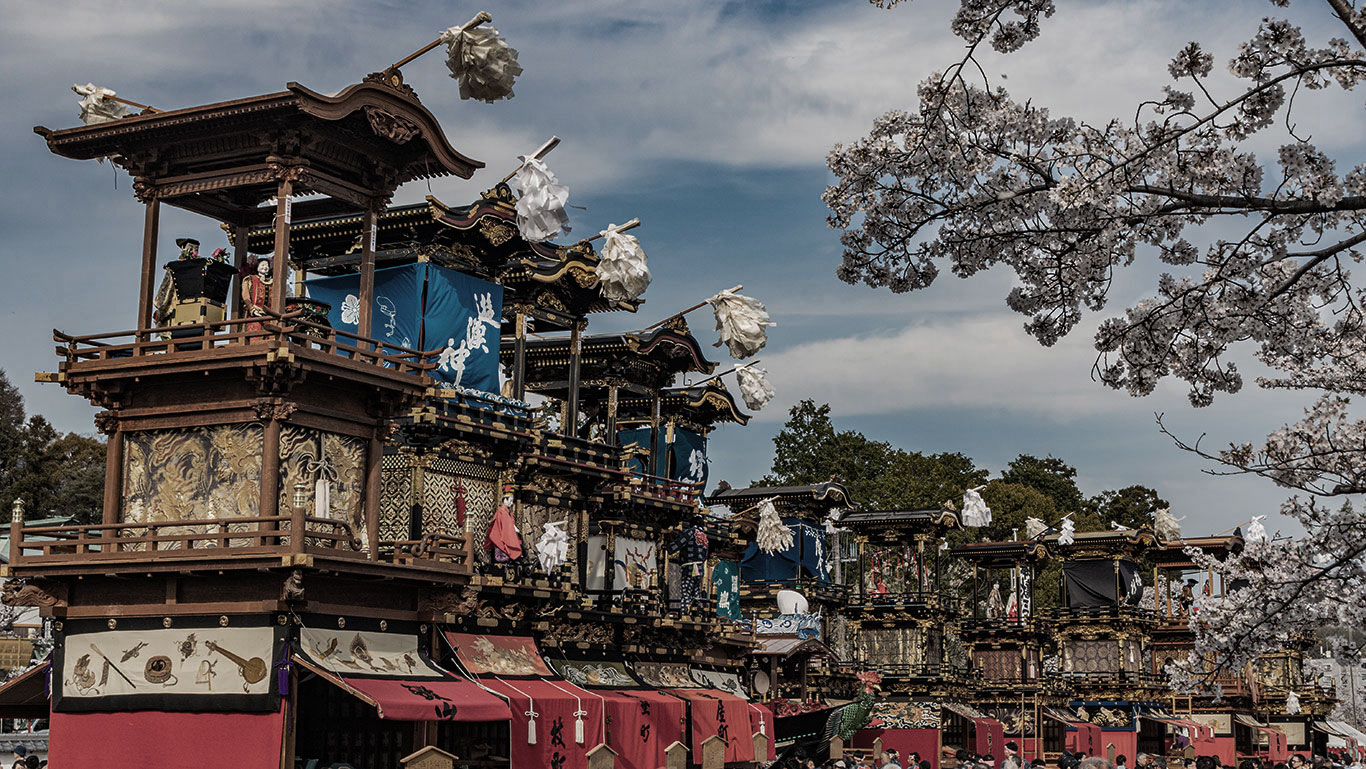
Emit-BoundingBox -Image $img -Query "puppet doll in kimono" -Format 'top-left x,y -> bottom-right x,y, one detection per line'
667,524 -> 710,615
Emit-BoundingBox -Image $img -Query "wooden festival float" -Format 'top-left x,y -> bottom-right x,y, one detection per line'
4,17 -> 783,768
1149,533 -> 1336,765
953,538 -> 1069,763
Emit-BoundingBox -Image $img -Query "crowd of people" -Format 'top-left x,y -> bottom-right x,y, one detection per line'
780,743 -> 1366,769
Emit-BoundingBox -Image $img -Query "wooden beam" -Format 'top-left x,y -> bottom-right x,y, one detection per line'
270,180 -> 293,315
232,223 -> 249,319
365,432 -> 382,561
358,205 -> 378,339
101,427 -> 123,527
136,199 -> 161,338
564,320 -> 583,436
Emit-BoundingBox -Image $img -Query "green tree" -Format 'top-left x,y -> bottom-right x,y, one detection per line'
0,371 -> 105,525
999,454 -> 1087,514
759,400 -> 987,510
1090,485 -> 1169,531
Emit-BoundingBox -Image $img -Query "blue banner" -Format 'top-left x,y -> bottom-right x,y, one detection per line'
712,560 -> 740,620
306,263 -> 503,394
671,427 -> 708,492
307,264 -> 422,350
740,517 -> 832,584
426,264 -> 503,393
617,428 -> 654,476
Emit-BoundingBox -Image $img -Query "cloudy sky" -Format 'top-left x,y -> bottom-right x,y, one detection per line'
2,0 -> 1358,538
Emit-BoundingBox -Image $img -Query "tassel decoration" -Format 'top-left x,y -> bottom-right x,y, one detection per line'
736,365 -> 776,411
706,289 -> 774,359
596,223 -> 651,302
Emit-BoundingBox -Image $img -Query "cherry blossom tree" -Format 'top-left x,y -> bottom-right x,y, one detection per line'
825,0 -> 1366,684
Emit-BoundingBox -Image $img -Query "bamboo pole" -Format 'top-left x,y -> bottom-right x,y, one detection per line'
704,359 -> 761,383
580,217 -> 642,244
105,94 -> 161,113
500,136 -> 561,184
388,12 -> 491,72
644,284 -> 742,330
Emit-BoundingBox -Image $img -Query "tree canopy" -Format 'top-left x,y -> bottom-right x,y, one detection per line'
759,399 -> 988,511
826,0 -> 1366,681
0,371 -> 104,524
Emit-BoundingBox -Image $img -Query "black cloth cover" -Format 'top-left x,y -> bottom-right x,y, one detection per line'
1064,559 -> 1142,607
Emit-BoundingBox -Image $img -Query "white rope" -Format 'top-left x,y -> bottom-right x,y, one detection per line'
542,676 -> 608,746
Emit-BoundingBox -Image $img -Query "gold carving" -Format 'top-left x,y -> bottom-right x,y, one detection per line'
364,106 -> 420,144
479,218 -> 516,247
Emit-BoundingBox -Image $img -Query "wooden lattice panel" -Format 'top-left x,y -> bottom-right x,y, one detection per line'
424,457 -> 496,550
379,453 -> 413,542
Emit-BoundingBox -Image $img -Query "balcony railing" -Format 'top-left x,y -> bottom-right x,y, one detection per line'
54,312 -> 436,380
9,505 -> 471,574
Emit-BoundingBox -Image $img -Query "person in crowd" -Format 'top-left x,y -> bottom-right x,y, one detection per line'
882,749 -> 903,769
1117,755 -> 1128,769
1079,757 -> 1116,769
9,746 -> 26,769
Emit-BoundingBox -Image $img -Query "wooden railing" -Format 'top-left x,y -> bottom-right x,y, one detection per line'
8,510 -> 363,565
53,311 -> 437,379
620,472 -> 702,504
380,531 -> 471,571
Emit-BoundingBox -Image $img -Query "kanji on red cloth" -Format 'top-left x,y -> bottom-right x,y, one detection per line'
600,689 -> 686,769
480,678 -> 607,769
667,688 -> 756,763
334,673 -> 511,722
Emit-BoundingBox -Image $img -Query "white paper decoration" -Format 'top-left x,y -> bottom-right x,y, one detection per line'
1058,515 -> 1075,546
510,157 -> 571,242
736,366 -> 775,411
1245,515 -> 1268,544
1025,516 -> 1047,539
1154,507 -> 1183,541
535,521 -> 569,574
73,83 -> 132,125
596,224 -> 651,302
962,486 -> 992,527
1285,690 -> 1301,715
756,498 -> 793,555
706,289 -> 774,359
441,19 -> 522,102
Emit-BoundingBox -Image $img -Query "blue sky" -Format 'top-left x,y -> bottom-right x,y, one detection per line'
3,0 -> 1359,538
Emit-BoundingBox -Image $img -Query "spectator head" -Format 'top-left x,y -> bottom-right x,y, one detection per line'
1080,758 -> 1116,769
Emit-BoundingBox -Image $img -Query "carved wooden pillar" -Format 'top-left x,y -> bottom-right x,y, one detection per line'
604,383 -> 620,444
136,196 -> 161,339
649,394 -> 662,477
564,319 -> 584,437
96,412 -> 122,530
365,432 -> 383,560
258,402 -> 283,545
270,178 -> 293,315
512,311 -> 528,400
358,204 -> 378,340
231,223 -> 249,320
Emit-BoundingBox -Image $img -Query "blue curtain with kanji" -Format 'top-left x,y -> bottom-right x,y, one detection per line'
306,263 -> 502,394
740,518 -> 830,584
424,264 -> 502,393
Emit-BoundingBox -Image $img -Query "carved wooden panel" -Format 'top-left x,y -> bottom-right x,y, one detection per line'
121,423 -> 263,547
278,426 -> 367,550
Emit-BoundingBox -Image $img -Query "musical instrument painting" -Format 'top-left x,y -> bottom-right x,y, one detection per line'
205,640 -> 268,691
58,626 -> 277,703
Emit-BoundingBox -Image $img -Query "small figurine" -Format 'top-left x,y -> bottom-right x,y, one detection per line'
177,237 -> 200,260
987,581 -> 1004,619
1006,585 -> 1020,620
242,257 -> 273,333
667,524 -> 710,615
1179,578 -> 1197,616
484,492 -> 523,564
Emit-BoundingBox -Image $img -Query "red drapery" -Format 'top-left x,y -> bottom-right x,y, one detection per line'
50,707 -> 285,769
667,688 -> 756,763
600,689 -> 686,769
749,702 -> 777,761
480,678 -> 607,769
332,674 -> 511,722
973,717 -> 1006,759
